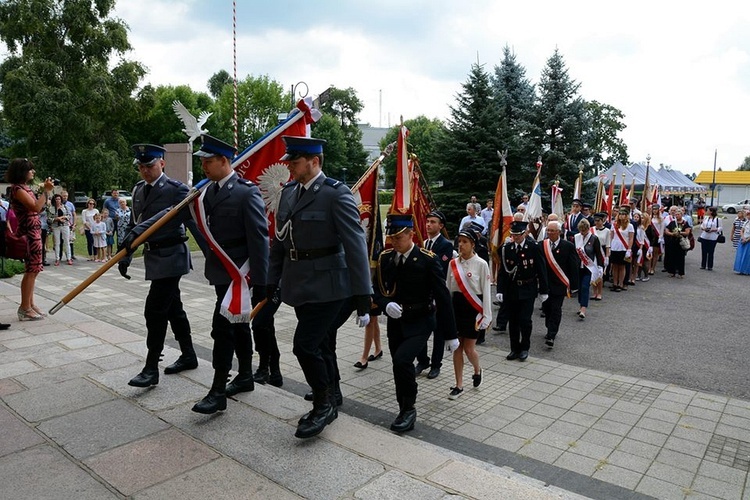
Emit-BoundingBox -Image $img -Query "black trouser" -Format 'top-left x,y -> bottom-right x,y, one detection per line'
292,299 -> 345,393
507,298 -> 535,352
495,301 -> 508,329
542,294 -> 565,339
387,313 -> 435,410
700,239 -> 718,269
251,295 -> 281,363
144,276 -> 192,353
210,284 -> 252,372
415,327 -> 444,369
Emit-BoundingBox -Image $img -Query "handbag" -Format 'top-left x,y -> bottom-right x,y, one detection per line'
679,236 -> 691,251
717,234 -> 726,244
4,224 -> 28,261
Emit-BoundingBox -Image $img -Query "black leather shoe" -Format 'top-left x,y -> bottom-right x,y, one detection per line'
0,323 -> 10,330
506,351 -> 519,360
268,371 -> 283,387
492,325 -> 506,333
367,351 -> 383,361
353,361 -> 368,370
426,367 -> 440,379
519,350 -> 529,361
545,336 -> 555,348
226,372 -> 255,397
414,362 -> 430,375
128,368 -> 159,387
390,408 -> 417,433
191,390 -> 227,414
305,389 -> 342,405
304,391 -> 313,401
253,368 -> 269,384
163,356 -> 198,374
295,404 -> 337,438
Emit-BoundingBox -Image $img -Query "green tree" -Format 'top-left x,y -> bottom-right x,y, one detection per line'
532,49 -> 590,198
378,116 -> 446,186
314,86 -> 368,179
311,114 -> 348,182
0,0 -> 145,193
207,70 -> 232,99
584,100 -> 629,173
738,156 -> 750,171
212,74 -> 287,148
492,45 -> 540,198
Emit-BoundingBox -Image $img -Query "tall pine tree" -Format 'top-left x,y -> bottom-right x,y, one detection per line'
492,45 -> 540,199
435,63 -> 500,199
533,49 -> 590,196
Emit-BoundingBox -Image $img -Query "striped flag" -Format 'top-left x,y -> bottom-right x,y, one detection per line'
551,181 -> 564,216
526,159 -> 543,221
392,124 -> 410,212
490,155 -> 513,257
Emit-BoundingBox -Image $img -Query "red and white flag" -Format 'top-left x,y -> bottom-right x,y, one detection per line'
489,160 -> 513,257
352,162 -> 384,269
232,97 -> 321,239
551,181 -> 564,216
393,125 -> 410,212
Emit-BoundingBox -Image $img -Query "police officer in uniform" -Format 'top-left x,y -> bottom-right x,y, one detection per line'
496,220 -> 548,361
374,214 -> 458,433
121,135 -> 269,414
268,136 -> 371,439
122,144 -> 202,388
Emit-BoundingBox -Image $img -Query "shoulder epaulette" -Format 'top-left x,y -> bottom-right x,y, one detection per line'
324,177 -> 342,188
135,179 -> 146,186
420,247 -> 435,257
166,178 -> 182,187
236,177 -> 254,186
283,180 -> 298,189
381,248 -> 394,255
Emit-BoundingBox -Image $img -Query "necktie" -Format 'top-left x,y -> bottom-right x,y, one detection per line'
299,186 -> 306,200
397,254 -> 405,267
426,239 -> 433,251
551,241 -> 556,251
213,182 -> 220,195
144,184 -> 152,199
516,245 -> 521,253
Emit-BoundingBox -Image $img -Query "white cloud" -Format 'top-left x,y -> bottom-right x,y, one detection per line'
112,0 -> 750,174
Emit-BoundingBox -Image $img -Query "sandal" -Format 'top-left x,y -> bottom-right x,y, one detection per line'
31,305 -> 47,317
17,308 -> 44,321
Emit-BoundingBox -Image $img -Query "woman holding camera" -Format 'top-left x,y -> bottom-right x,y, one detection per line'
5,158 -> 54,321
50,193 -> 72,266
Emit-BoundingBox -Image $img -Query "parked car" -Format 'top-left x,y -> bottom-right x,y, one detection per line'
100,190 -> 133,206
73,191 -> 90,208
721,199 -> 750,214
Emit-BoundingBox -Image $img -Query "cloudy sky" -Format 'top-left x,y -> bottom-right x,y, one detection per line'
113,0 -> 750,175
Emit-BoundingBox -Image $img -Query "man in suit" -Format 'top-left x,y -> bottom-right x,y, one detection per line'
540,220 -> 580,348
268,136 -> 372,439
565,199 -> 584,242
121,136 -> 269,415
496,220 -> 548,361
122,144 -> 201,389
415,210 -> 453,379
374,214 -> 458,433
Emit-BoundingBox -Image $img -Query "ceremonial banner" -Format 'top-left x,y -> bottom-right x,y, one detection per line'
408,158 -> 432,245
352,162 -> 384,269
573,170 -> 583,201
551,181 -> 564,216
232,97 -> 321,238
393,124 -> 410,211
489,161 -> 513,258
526,159 -> 543,221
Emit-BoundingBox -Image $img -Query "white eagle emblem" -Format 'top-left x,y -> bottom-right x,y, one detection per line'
258,163 -> 291,214
172,100 -> 212,146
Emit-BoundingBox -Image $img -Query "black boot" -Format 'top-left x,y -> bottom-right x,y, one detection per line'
164,338 -> 199,374
390,399 -> 417,433
295,387 -> 336,439
268,354 -> 283,387
226,354 -> 254,397
192,371 -> 228,414
304,382 -> 341,405
128,351 -> 162,387
252,353 -> 269,384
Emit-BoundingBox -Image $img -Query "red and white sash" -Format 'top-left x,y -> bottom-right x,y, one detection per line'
543,239 -> 570,295
450,258 -> 484,328
635,227 -> 651,264
191,187 -> 252,323
574,233 -> 602,283
614,226 -> 630,250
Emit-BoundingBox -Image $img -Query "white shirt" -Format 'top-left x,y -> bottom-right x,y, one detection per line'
610,224 -> 634,251
446,253 -> 493,320
459,215 -> 486,231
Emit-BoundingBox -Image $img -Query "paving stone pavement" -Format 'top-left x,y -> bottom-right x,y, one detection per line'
0,242 -> 748,499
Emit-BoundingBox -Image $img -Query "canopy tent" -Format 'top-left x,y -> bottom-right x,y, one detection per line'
587,162 -> 706,195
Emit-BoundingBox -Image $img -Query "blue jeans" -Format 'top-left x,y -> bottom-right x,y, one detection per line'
578,269 -> 591,308
700,239 -> 718,269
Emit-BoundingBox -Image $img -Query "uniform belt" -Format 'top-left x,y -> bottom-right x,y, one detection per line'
289,245 -> 340,261
216,238 -> 245,249
143,237 -> 187,251
401,301 -> 432,312
515,277 -> 536,285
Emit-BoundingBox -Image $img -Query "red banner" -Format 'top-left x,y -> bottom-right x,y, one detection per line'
352,162 -> 383,268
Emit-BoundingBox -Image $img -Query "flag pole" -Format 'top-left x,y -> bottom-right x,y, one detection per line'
594,175 -> 604,212
351,141 -> 396,193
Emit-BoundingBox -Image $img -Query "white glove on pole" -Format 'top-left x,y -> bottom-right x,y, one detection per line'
445,338 -> 460,352
478,317 -> 491,330
355,313 -> 370,328
385,302 -> 402,319
539,294 -> 549,303
625,249 -> 632,259
495,293 -> 503,303
604,256 -> 609,268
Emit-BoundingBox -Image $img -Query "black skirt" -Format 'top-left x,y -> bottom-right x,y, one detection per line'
452,292 -> 483,339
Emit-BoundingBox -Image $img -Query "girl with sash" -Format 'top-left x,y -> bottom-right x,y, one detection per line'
575,219 -> 603,319
446,229 -> 492,400
592,213 -> 610,301
609,208 -> 634,292
648,205 -> 664,275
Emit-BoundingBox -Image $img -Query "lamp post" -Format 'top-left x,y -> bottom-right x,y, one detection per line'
291,81 -> 309,108
710,149 -> 717,207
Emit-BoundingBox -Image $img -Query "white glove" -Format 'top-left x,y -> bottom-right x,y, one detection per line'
385,302 -> 402,319
658,237 -> 664,244
495,293 -> 503,303
355,313 -> 370,328
604,257 -> 609,268
539,294 -> 549,303
625,249 -> 632,259
478,317 -> 491,330
445,338 -> 460,352
646,247 -> 653,259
